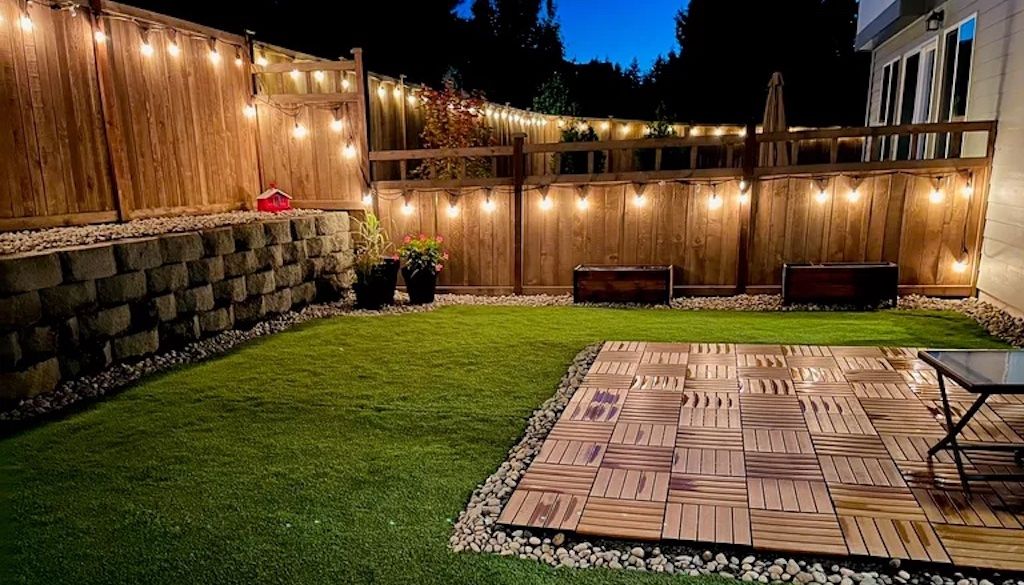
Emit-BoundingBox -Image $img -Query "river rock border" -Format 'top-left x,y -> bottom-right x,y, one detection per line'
449,344 -> 1023,585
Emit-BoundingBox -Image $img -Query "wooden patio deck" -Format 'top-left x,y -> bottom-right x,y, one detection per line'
497,342 -> 1024,571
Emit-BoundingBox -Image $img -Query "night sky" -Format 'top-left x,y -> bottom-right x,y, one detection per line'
457,0 -> 687,70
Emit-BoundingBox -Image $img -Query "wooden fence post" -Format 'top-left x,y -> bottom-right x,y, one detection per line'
736,121 -> 758,293
512,133 -> 526,295
351,48 -> 372,194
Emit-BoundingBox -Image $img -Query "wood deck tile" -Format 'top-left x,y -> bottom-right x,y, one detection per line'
839,516 -> 950,563
664,503 -> 751,545
590,468 -> 670,501
498,343 -> 1024,571
749,509 -> 848,555
519,463 -> 600,495
499,489 -> 588,530
673,447 -> 746,476
668,474 -> 748,506
933,524 -> 1024,571
564,388 -> 629,422
536,440 -> 607,467
603,444 -> 675,471
576,497 -> 665,540
829,484 -> 927,521
611,423 -> 677,447
676,428 -> 745,450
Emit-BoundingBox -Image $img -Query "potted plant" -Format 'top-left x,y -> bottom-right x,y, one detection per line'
398,233 -> 447,305
353,212 -> 399,309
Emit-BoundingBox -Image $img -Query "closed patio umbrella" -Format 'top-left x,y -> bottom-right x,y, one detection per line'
759,72 -> 789,166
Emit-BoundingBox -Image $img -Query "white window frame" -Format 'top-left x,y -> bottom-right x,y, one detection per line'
940,13 -> 978,122
895,37 -> 940,158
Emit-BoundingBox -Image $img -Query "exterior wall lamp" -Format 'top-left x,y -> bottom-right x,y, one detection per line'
926,10 -> 945,31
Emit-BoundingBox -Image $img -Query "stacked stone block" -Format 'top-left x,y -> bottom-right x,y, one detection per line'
0,212 -> 353,403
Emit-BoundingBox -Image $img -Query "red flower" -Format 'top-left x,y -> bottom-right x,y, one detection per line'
419,233 -> 426,240
403,235 -> 412,244
436,235 -> 445,243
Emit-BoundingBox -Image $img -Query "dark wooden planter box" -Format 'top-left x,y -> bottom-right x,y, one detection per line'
782,262 -> 899,307
573,265 -> 673,305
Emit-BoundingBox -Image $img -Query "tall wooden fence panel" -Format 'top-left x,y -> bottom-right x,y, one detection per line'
99,3 -> 260,219
0,0 -> 116,230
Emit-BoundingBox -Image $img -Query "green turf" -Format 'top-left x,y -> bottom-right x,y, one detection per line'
0,306 -> 1008,585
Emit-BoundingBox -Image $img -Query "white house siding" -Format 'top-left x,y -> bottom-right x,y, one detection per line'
865,0 -> 1024,314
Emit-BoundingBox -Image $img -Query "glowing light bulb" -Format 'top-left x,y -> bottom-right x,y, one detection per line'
962,183 -> 974,198
94,30 -> 107,43
234,55 -> 243,67
633,194 -> 646,208
739,127 -> 748,137
739,180 -> 748,192
341,78 -> 351,90
393,86 -> 402,99
407,94 -> 417,105
362,193 -> 373,206
401,201 -> 414,216
847,188 -> 860,202
952,258 -> 969,273
290,69 -> 300,81
313,70 -> 325,83
482,198 -> 496,213
255,55 -> 269,67
243,104 -> 257,119
447,203 -> 459,218
577,196 -> 589,211
600,121 -> 610,131
19,13 -> 32,32
714,127 -> 724,136
929,189 -> 944,204
815,190 -> 828,204
539,196 -> 553,211
167,41 -> 181,57
292,123 -> 308,139
342,143 -> 357,159
708,194 -> 723,210
377,85 -> 386,98
140,41 -> 154,57
208,49 -> 221,64
330,118 -> 343,133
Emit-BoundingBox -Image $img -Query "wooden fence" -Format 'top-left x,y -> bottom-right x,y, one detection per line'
370,121 -> 996,297
0,0 -> 369,231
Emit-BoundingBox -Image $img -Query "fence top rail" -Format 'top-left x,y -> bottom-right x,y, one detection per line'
257,61 -> 357,74
757,120 -> 997,142
369,145 -> 515,162
523,134 -> 746,154
103,1 -> 247,45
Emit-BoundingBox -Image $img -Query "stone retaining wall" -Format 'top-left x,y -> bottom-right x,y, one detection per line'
0,213 -> 353,403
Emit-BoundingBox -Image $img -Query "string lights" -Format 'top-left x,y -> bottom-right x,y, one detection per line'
291,122 -> 308,139
242,103 -> 256,119
167,31 -> 181,57
446,197 -> 460,218
362,192 -> 374,206
482,191 -> 496,213
342,142 -> 357,159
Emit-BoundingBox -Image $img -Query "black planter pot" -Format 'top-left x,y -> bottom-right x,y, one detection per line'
401,266 -> 437,305
354,258 -> 399,309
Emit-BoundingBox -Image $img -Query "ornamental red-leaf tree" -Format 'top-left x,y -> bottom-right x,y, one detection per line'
414,79 -> 494,180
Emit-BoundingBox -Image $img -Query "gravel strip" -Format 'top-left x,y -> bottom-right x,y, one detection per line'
449,345 -> 1023,585
0,210 -> 323,257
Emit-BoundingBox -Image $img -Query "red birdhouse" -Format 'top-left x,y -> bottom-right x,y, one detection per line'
256,182 -> 292,213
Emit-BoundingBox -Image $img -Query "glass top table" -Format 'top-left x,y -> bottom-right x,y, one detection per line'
918,350 -> 1024,495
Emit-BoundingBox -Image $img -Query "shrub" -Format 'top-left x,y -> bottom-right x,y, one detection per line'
414,80 -> 494,180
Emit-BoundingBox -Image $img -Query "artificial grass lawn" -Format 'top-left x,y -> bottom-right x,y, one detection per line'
0,306 -> 1009,585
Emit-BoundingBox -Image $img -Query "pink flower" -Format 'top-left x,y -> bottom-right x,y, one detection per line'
436,235 -> 445,243
419,233 -> 426,240
436,264 -> 444,272
403,235 -> 412,244
442,252 -> 449,260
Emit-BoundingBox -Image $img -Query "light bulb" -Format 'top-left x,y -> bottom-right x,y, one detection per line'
962,183 -> 974,198
361,193 -> 373,206
929,189 -> 944,204
952,258 -> 969,273
739,180 -> 748,192
407,94 -> 417,105
815,190 -> 828,204
330,118 -> 343,133
140,42 -> 154,57
377,85 -> 386,98
167,42 -> 180,57
342,143 -> 357,159
738,192 -> 749,205
19,13 -> 32,32
313,70 -> 325,83
447,203 -> 459,218
292,123 -> 308,139
482,198 -> 496,213
255,55 -> 269,67
341,78 -> 351,90
739,127 -> 748,137
243,104 -> 256,119
290,69 -> 300,81
847,188 -> 860,202
208,49 -> 221,64
94,30 -> 107,43
401,202 -> 414,216
714,127 -> 724,136
600,121 -> 610,131
577,197 -> 589,211
633,194 -> 646,208
234,54 -> 243,67
708,194 -> 723,210
393,86 -> 402,99
539,196 -> 553,211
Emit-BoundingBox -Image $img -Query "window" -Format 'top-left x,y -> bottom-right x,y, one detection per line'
936,16 -> 976,156
896,40 -> 938,159
878,59 -> 900,158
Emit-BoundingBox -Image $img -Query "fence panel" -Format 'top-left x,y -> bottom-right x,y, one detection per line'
0,0 -> 117,230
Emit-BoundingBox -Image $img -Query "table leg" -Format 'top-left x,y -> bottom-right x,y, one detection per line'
930,372 -> 972,496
